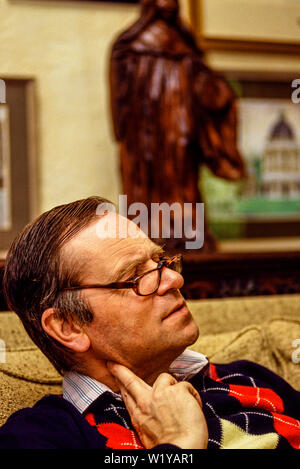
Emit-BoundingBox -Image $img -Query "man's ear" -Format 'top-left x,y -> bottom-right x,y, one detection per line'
41,308 -> 90,353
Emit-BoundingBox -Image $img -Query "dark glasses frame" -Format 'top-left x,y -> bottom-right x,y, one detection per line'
61,254 -> 182,297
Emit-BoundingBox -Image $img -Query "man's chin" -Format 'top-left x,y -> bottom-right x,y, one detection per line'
169,325 -> 199,363
174,318 -> 199,350
185,321 -> 200,347
161,306 -> 199,348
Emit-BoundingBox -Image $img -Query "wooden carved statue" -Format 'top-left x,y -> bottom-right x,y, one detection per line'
109,0 -> 245,251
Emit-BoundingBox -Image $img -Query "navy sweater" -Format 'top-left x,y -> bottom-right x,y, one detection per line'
0,361 -> 300,449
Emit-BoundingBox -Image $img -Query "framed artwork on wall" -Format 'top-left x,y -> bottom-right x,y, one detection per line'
200,72 -> 300,248
0,78 -> 38,255
188,0 -> 300,55
0,105 -> 11,233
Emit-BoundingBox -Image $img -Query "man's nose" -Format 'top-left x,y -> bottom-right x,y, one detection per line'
157,265 -> 184,295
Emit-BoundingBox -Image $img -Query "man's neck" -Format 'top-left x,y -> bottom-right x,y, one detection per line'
81,357 -> 176,393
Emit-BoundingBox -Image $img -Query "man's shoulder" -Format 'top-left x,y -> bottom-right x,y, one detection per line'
3,393 -> 79,423
211,359 -> 297,385
191,359 -> 300,418
190,358 -> 300,396
0,394 -> 103,449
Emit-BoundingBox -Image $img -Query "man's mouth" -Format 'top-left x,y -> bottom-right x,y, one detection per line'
163,301 -> 187,320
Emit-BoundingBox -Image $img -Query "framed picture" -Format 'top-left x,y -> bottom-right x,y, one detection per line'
0,105 -> 11,232
189,0 -> 300,55
0,78 -> 38,255
200,72 -> 300,247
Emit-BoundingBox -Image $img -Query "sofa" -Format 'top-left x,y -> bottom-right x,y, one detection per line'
1,294 -> 300,426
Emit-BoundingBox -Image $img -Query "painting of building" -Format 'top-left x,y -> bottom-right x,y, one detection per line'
200,97 -> 300,239
262,113 -> 300,199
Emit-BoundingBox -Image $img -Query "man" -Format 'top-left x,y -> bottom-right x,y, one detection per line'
0,196 -> 299,449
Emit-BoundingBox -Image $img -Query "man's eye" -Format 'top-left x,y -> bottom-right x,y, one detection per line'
125,255 -> 164,281
127,272 -> 138,281
128,264 -> 150,280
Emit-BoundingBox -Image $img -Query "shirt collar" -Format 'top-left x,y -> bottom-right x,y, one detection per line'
62,349 -> 208,414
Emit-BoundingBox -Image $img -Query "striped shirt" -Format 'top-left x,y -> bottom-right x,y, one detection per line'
63,349 -> 208,414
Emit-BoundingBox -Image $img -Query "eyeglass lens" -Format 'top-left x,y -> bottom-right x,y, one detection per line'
137,257 -> 182,295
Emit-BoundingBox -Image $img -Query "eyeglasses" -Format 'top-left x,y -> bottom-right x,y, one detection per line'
62,254 -> 182,297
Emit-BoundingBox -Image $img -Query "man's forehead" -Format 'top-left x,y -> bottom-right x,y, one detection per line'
68,213 -> 148,248
64,214 -> 162,280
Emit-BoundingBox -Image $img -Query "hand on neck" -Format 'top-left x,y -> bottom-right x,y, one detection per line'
81,357 -> 174,392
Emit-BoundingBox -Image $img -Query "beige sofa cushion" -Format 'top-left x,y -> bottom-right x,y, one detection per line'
190,325 -> 274,369
187,294 -> 300,335
266,317 -> 300,390
0,312 -> 62,426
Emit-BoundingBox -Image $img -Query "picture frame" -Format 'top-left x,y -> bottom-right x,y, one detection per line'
188,0 -> 300,55
200,71 -> 300,252
0,77 -> 38,255
0,105 -> 11,233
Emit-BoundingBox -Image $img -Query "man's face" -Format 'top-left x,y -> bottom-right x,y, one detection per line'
64,213 -> 199,377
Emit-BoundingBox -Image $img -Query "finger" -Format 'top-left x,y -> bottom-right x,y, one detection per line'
119,383 -> 139,418
177,381 -> 203,408
107,362 -> 151,397
152,372 -> 177,393
118,384 -> 150,448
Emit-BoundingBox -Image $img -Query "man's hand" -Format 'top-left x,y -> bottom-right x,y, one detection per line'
107,362 -> 208,449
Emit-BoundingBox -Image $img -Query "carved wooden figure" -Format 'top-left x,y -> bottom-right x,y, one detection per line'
109,0 -> 245,251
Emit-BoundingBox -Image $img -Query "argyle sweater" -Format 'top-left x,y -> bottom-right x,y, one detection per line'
0,360 -> 300,449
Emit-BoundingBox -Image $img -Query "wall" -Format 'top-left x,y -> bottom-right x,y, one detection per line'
0,0 -> 139,213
